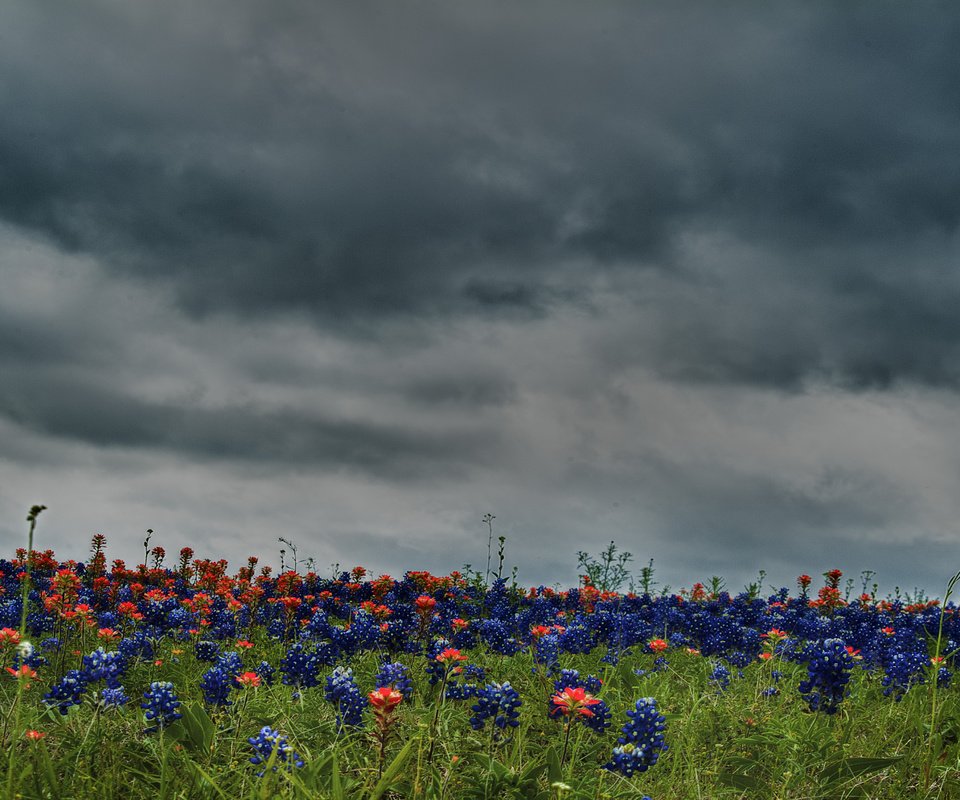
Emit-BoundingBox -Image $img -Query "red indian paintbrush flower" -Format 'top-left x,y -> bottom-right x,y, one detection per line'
414,595 -> 437,614
648,638 -> 668,653
435,647 -> 467,664
236,672 -> 261,688
0,628 -> 21,646
551,686 -> 601,718
368,686 -> 403,714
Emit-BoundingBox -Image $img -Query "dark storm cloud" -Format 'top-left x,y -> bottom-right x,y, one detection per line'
3,1 -> 960,592
3,1 -> 959,389
0,371 -> 497,480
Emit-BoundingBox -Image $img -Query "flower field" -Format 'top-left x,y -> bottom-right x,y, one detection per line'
1,527 -> 959,798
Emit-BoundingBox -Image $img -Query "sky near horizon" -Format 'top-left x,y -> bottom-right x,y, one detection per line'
2,2 -> 960,595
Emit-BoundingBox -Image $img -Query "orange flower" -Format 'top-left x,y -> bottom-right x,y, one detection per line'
0,628 -> 21,646
551,686 -> 601,718
24,730 -> 46,742
759,652 -> 773,661
236,671 -> 261,688
414,595 -> 437,614
236,639 -> 255,649
881,627 -> 895,636
97,628 -> 119,640
435,647 -> 467,664
761,628 -> 788,640
648,638 -> 668,653
7,665 -> 37,679
368,686 -> 403,713
7,665 -> 37,689
451,618 -> 469,632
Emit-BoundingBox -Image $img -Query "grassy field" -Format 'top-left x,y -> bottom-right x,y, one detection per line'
1,522 -> 957,799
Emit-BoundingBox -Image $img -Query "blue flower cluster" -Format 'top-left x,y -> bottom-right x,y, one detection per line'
248,726 -> 304,775
100,686 -> 129,709
469,681 -> 522,733
141,681 -> 182,732
709,662 -> 730,692
194,640 -> 220,662
324,666 -> 367,731
43,670 -> 87,715
798,638 -> 853,714
553,669 -> 602,695
200,666 -> 235,707
279,642 -> 321,691
605,697 -> 668,777
882,650 -> 930,700
375,661 -> 413,699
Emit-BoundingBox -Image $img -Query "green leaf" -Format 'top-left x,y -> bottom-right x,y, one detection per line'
519,758 -> 548,785
330,751 -> 344,800
718,771 -> 761,790
546,745 -> 563,785
723,756 -> 763,775
369,737 -> 416,800
617,661 -> 639,695
179,702 -> 215,754
190,764 -> 232,800
35,742 -> 61,800
820,756 -> 902,785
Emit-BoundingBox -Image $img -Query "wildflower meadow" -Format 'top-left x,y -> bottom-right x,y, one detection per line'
1,506 -> 959,799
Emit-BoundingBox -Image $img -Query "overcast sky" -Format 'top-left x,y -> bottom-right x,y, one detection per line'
2,1 -> 959,595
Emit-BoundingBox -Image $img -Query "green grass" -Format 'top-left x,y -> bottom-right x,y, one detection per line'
3,637 -> 958,799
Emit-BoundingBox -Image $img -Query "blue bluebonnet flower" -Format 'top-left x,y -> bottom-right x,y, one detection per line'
279,642 -> 321,690
470,682 -> 522,733
726,650 -> 753,669
100,686 -> 129,709
215,651 -> 243,676
255,660 -> 276,686
118,631 -> 154,663
605,697 -> 668,777
937,667 -> 952,689
200,665 -> 235,707
324,666 -> 367,731
443,680 -> 479,701
798,638 -> 853,714
709,663 -> 730,692
141,681 -> 183,731
80,647 -> 126,688
557,623 -> 595,654
43,670 -> 88,715
882,650 -> 930,700
553,669 -> 602,695
375,662 -> 413,699
580,697 -> 613,734
534,634 -> 561,672
477,619 -> 521,656
248,726 -> 304,775
194,640 -> 220,662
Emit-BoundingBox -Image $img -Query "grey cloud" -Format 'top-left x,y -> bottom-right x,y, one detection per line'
0,373 -> 499,480
2,1 -> 960,592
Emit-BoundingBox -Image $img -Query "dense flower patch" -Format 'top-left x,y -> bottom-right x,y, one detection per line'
0,536 -> 957,798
